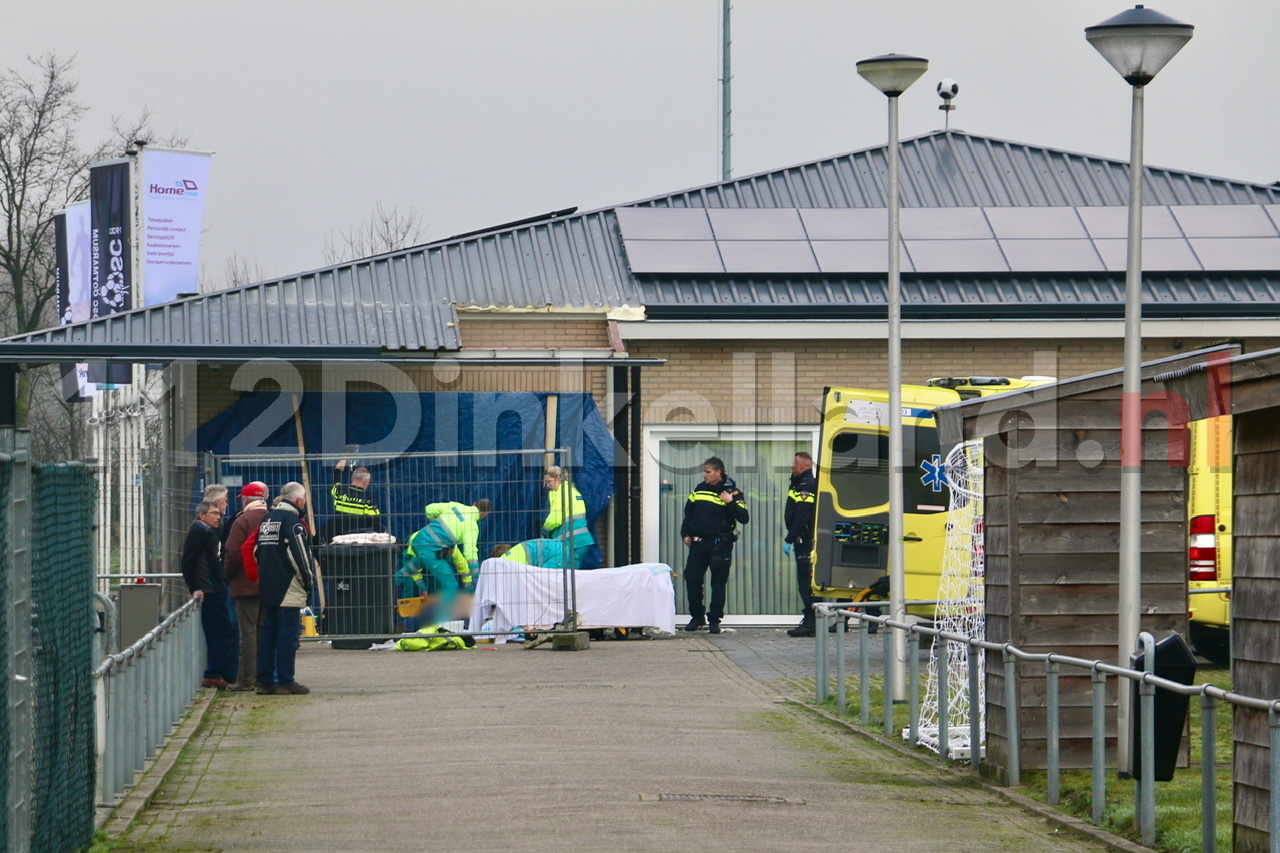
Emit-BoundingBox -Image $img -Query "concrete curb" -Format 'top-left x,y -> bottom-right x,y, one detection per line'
94,686 -> 219,838
786,698 -> 1155,853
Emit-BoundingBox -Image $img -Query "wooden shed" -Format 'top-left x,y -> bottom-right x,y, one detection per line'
934,345 -> 1238,780
1159,346 -> 1280,853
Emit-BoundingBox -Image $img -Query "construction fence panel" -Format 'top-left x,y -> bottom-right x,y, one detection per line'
29,462 -> 97,853
0,454 -> 10,851
214,448 -> 584,643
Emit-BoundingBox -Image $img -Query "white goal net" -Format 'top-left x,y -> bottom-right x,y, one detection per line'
913,439 -> 985,757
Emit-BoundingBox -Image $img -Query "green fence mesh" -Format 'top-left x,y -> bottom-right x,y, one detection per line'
29,462 -> 95,853
0,457 -> 10,850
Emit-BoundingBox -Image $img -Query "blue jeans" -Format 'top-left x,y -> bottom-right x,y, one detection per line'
200,588 -> 238,682
257,605 -> 302,686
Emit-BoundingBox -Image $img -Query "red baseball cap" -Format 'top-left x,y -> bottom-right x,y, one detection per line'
240,481 -> 268,499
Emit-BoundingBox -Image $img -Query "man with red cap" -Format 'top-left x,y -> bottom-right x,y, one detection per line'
222,482 -> 270,691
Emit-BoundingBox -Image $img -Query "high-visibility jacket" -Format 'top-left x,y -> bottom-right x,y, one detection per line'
505,538 -> 568,569
543,482 -> 593,551
395,627 -> 473,651
424,502 -> 483,575
680,476 -> 749,540
404,519 -> 471,587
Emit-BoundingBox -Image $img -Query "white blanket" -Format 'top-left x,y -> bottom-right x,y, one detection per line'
469,560 -> 676,636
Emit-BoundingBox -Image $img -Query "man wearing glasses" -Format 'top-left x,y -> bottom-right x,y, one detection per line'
182,500 -> 238,689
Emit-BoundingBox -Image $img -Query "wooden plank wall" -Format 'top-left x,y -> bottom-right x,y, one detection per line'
1231,408 -> 1280,852
982,386 -> 1187,776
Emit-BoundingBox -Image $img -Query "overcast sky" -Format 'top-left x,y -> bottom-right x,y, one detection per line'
6,1 -> 1277,290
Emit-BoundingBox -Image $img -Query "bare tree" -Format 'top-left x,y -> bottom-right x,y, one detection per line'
323,202 -> 428,264
214,250 -> 269,290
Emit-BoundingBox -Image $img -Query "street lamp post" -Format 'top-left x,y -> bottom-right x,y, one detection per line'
857,53 -> 928,701
1085,2 -> 1193,796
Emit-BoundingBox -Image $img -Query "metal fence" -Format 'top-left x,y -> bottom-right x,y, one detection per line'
813,602 -> 1276,852
213,448 -> 587,644
94,596 -> 204,805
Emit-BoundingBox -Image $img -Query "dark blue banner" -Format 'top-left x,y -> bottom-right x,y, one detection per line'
88,161 -> 132,385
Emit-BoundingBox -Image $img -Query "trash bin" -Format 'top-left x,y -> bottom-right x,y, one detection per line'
1130,631 -> 1198,782
317,543 -> 400,649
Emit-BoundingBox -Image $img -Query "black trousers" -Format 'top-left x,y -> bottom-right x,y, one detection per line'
793,536 -> 816,623
684,537 -> 733,623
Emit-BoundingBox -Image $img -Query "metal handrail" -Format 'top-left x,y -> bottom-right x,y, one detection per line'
812,602 -> 1277,852
93,596 -> 204,806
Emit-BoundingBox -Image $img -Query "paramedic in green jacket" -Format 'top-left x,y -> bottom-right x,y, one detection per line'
404,498 -> 491,627
424,499 -> 492,585
542,466 -> 594,568
497,538 -> 568,569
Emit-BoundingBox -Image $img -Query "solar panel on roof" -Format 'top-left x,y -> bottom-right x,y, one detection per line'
614,207 -> 714,240
904,239 -> 1008,273
707,208 -> 807,240
622,240 -> 724,273
717,240 -> 818,273
799,208 -> 887,240
811,240 -> 908,273
1188,237 -> 1280,270
1077,206 -> 1182,239
985,207 -> 1087,239
899,208 -> 992,240
1000,239 -> 1104,271
1171,205 -> 1278,238
1093,238 -> 1203,271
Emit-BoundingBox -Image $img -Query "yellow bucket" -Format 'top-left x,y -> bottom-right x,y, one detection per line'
301,613 -> 318,636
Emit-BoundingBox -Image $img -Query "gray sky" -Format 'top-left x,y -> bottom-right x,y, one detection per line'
6,1 -> 1277,289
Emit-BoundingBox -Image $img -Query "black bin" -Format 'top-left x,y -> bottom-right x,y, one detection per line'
1130,631 -> 1198,782
317,543 -> 400,649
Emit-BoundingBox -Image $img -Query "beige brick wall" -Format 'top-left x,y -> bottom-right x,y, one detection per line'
628,336 -> 1280,426
458,315 -> 612,349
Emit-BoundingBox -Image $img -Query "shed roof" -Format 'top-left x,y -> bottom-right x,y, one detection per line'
9,130 -> 1280,353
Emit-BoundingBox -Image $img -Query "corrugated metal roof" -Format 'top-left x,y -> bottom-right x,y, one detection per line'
639,273 -> 1280,320
630,130 -> 1280,210
9,130 -> 1280,350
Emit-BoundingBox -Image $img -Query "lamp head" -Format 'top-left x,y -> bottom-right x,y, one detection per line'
1085,5 -> 1193,86
856,53 -> 929,97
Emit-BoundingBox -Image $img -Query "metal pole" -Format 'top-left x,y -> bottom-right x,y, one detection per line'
1117,81 -> 1146,775
1047,660 -> 1060,804
720,0 -> 732,181
1005,650 -> 1020,785
1092,669 -> 1107,825
886,92 -> 907,702
835,615 -> 846,715
1201,693 -> 1217,853
1138,632 -> 1156,846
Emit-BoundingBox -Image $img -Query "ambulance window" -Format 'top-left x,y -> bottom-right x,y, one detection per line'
904,426 -> 949,513
827,431 -> 888,510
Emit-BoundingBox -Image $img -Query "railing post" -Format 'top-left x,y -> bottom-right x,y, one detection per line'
938,639 -> 950,761
835,613 -> 847,716
1092,668 -> 1107,826
908,630 -> 920,746
1138,633 -> 1157,847
968,638 -> 981,769
815,607 -> 828,703
882,622 -> 894,738
1005,649 -> 1020,786
1269,707 -> 1280,853
1200,693 -> 1217,853
1046,659 -> 1060,805
859,619 -> 871,728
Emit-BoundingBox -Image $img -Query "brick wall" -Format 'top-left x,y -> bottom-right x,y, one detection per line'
628,336 -> 1280,425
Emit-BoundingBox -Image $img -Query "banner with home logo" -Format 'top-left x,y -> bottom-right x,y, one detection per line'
53,202 -> 96,401
140,148 -> 212,305
89,159 -> 132,384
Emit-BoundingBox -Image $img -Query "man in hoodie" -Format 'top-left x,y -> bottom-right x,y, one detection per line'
222,481 -> 270,691
182,500 -> 237,689
253,482 -> 314,696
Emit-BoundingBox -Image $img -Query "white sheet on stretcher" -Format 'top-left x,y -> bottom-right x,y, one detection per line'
469,560 -> 676,637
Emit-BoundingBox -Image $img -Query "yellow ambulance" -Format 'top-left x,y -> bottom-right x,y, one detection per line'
1186,415 -> 1232,663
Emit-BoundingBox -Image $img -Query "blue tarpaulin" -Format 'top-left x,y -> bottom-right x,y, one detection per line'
191,392 -> 614,567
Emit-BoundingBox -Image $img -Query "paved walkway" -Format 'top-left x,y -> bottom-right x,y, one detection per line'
100,629 -> 1133,852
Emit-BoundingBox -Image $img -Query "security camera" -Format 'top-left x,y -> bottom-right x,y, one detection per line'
937,79 -> 959,100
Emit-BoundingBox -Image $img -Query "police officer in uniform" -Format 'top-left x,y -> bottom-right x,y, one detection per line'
328,458 -> 383,538
784,451 -> 819,637
680,456 -> 749,634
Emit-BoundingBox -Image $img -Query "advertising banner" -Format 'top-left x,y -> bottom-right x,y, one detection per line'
139,149 -> 211,305
54,203 -> 96,400
89,159 -> 132,384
